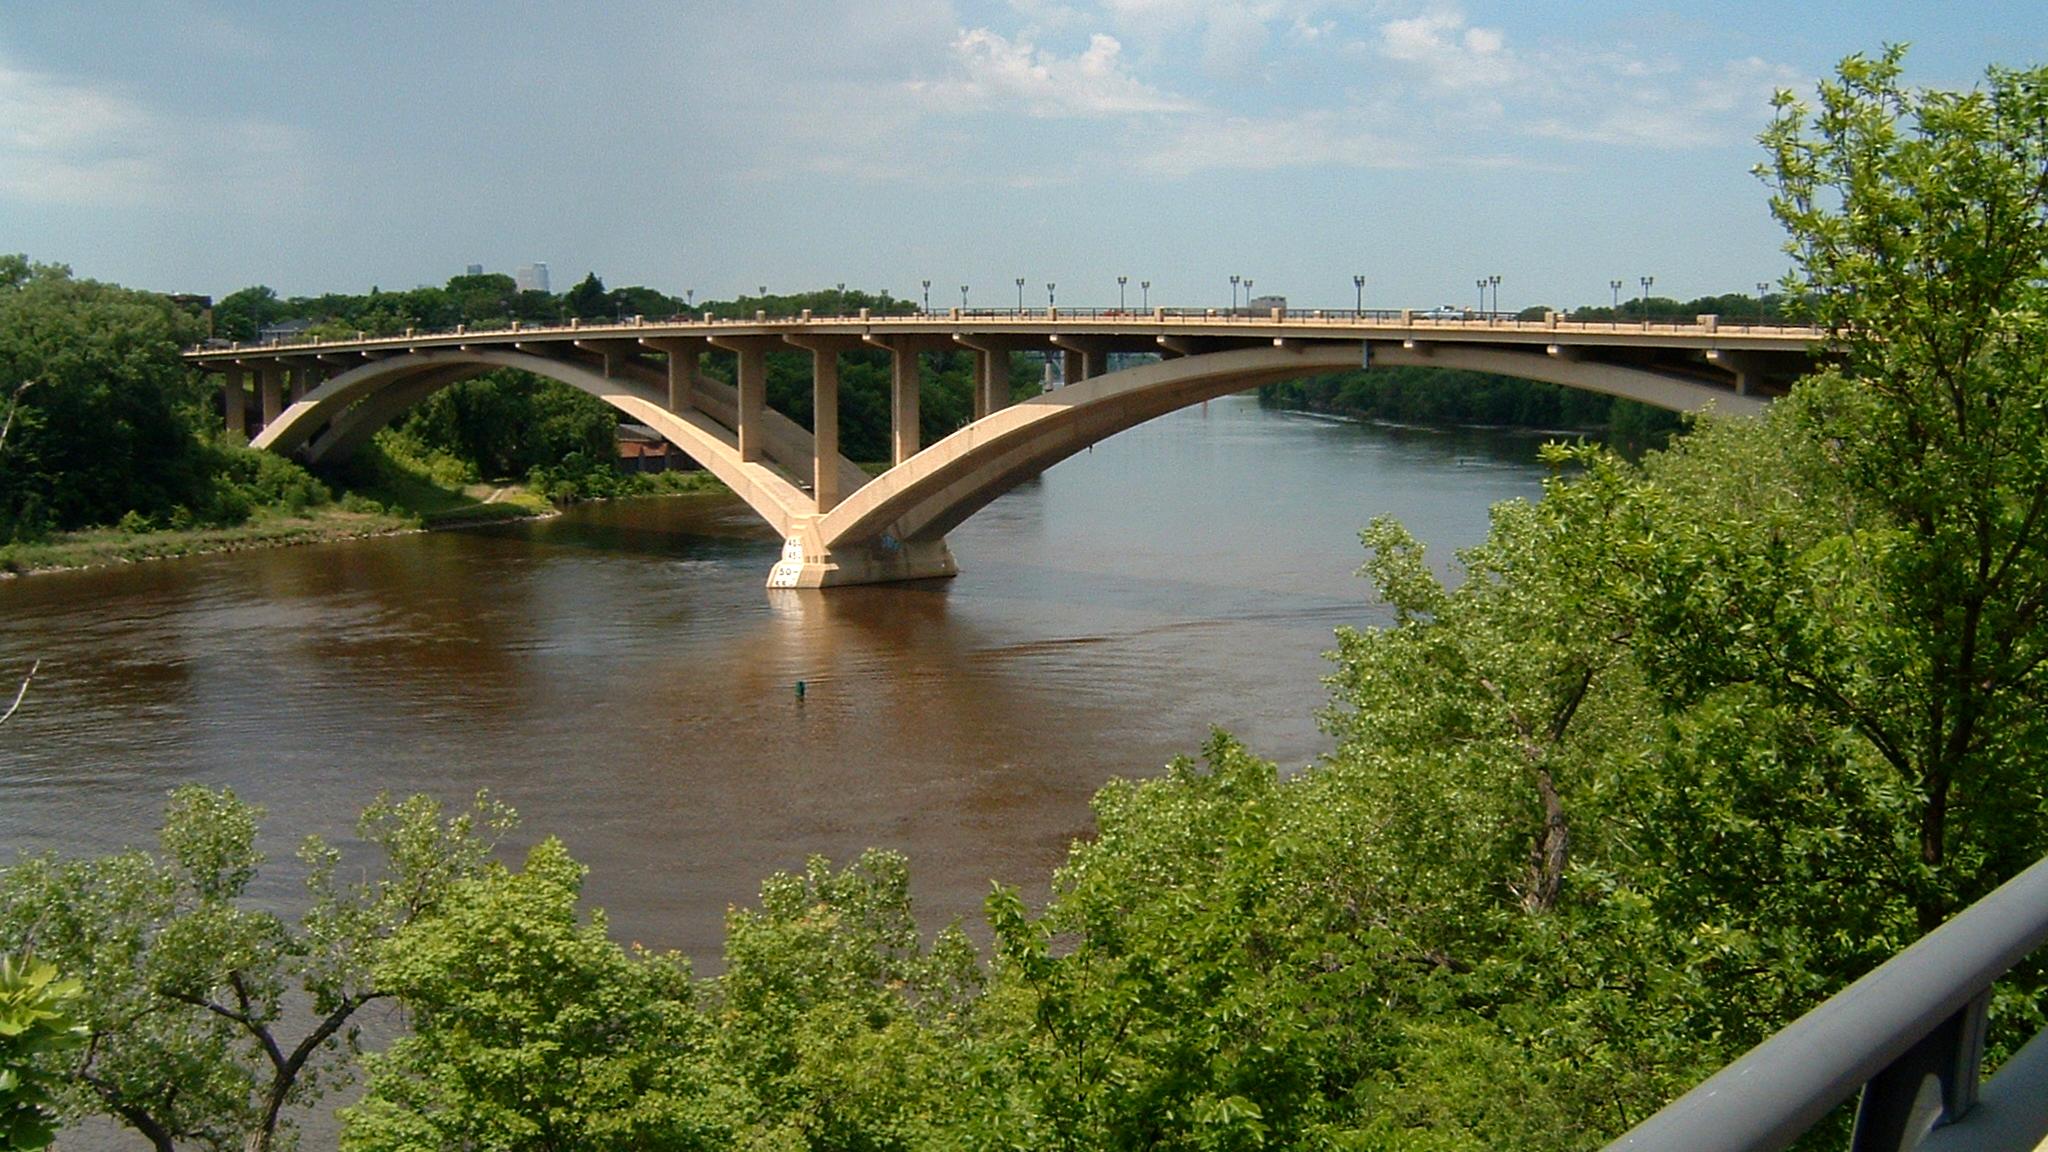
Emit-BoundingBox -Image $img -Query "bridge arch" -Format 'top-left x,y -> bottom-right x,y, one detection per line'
225,333 -> 1766,588
808,341 -> 1761,566
252,348 -> 814,537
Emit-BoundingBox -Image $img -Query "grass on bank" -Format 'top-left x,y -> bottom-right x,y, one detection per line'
0,430 -> 727,576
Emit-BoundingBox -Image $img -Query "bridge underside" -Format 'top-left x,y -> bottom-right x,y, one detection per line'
209,328 -> 1783,588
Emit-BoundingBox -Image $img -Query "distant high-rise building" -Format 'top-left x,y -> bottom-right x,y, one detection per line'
515,262 -> 551,294
466,263 -> 484,277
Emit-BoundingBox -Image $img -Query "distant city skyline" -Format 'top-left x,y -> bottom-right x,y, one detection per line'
3,2 -> 2043,312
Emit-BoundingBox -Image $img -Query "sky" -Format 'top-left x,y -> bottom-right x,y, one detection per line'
3,2 -> 2044,312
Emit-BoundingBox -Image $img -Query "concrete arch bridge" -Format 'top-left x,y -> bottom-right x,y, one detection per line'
187,307 -> 1819,588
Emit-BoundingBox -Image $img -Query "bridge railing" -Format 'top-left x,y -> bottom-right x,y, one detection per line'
1604,852 -> 2048,1152
189,309 -> 1825,356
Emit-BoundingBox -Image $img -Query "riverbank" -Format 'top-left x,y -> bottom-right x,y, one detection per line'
0,469 -> 727,578
0,495 -> 537,577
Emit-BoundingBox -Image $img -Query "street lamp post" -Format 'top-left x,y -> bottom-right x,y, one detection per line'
1118,275 -> 1127,312
686,288 -> 695,308
922,280 -> 931,313
1756,281 -> 1770,326
1243,279 -> 1254,310
1047,282 -> 1056,310
1609,279 -> 1621,328
1016,278 -> 1025,312
1229,274 -> 1239,312
1488,274 -> 1501,319
836,282 -> 846,317
961,285 -> 969,310
1477,278 -> 1487,315
1639,275 -> 1654,324
1141,280 -> 1150,309
1354,274 -> 1365,315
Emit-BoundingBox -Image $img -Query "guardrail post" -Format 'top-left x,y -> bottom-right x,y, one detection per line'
1849,990 -> 1990,1152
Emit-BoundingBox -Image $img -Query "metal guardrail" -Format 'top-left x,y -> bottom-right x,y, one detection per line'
1605,853 -> 2048,1152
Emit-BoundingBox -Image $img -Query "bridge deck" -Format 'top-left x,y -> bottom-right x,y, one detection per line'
186,308 -> 1823,363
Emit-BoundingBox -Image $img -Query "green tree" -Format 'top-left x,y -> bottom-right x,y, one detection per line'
343,838 -> 739,1152
0,259 -> 214,539
612,284 -> 685,320
444,273 -> 519,323
212,286 -> 286,342
1314,420 -> 1914,1146
0,788 -> 512,1152
1754,46 -> 2048,928
396,368 -> 617,481
712,849 -> 980,1149
566,272 -> 611,321
0,954 -> 85,1152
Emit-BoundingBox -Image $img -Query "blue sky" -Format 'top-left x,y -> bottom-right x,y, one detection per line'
3,2 -> 2042,311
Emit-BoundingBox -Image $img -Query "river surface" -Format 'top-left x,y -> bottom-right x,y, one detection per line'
0,396 -> 1550,960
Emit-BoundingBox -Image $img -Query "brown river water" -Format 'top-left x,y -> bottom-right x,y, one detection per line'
0,396 -> 1550,961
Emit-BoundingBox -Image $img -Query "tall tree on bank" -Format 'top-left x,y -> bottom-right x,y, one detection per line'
0,790 -> 512,1152
0,258 -> 213,540
1757,47 -> 2048,929
565,272 -> 611,321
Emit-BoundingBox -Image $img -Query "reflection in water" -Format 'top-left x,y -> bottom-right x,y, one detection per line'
0,396 -> 1547,959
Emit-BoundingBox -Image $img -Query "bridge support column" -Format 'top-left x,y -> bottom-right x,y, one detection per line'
1061,349 -> 1082,388
736,343 -> 766,463
979,350 -> 1008,418
972,353 -> 990,420
891,346 -> 919,466
223,367 -> 248,436
666,345 -> 698,412
812,348 -> 840,513
258,366 -> 285,430
767,530 -> 957,589
954,336 -> 1027,420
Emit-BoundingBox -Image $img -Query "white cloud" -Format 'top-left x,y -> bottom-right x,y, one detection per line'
1367,8 -> 1801,152
0,59 -> 309,208
914,28 -> 1198,116
1523,53 -> 1799,149
1376,10 -> 1517,90
1096,0 -> 1348,77
1004,0 -> 1094,34
1199,6 -> 1274,77
1141,109 -> 1416,175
